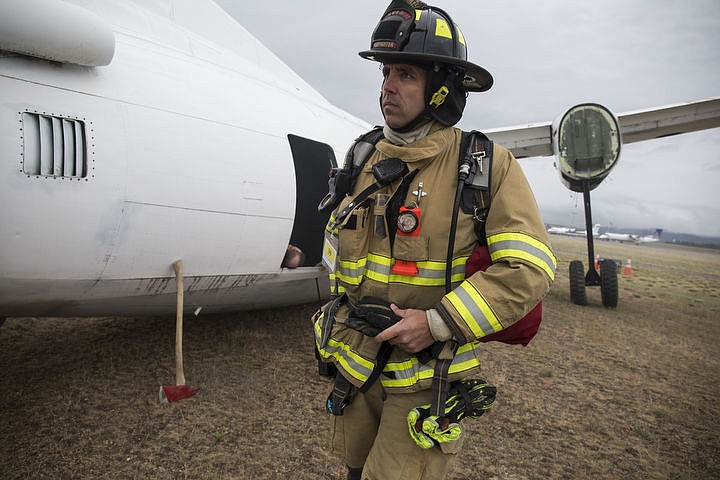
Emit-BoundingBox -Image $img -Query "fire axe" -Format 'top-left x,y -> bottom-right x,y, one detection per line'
159,259 -> 200,403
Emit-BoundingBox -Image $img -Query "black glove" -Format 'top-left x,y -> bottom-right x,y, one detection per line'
345,297 -> 401,337
346,297 -> 443,364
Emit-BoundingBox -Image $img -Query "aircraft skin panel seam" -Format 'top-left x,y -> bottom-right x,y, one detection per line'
1,73 -> 281,140
122,200 -> 293,221
112,31 -> 324,106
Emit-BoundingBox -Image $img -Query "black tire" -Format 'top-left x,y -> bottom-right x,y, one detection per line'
569,260 -> 587,305
600,259 -> 619,308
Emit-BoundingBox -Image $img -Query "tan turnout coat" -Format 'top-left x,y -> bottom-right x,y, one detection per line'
315,123 -> 556,393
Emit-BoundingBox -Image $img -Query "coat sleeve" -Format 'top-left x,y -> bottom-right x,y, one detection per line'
434,145 -> 557,344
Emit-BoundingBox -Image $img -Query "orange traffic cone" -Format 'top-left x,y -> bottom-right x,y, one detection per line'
594,254 -> 600,270
623,258 -> 632,277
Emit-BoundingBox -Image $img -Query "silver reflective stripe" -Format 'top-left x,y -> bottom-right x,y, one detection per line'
337,259 -> 366,285
488,233 -> 557,279
381,344 -> 480,388
314,324 -> 375,383
342,253 -> 468,286
366,257 -> 391,277
451,284 -> 499,336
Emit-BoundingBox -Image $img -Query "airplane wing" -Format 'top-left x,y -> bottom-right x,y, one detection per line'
484,97 -> 720,159
484,122 -> 554,159
617,98 -> 720,143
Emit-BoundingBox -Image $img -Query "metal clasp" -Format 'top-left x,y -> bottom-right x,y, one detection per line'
471,150 -> 486,174
473,205 -> 488,223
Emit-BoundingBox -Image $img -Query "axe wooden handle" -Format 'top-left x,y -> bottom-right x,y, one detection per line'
172,259 -> 185,386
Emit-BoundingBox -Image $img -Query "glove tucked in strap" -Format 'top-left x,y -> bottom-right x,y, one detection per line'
407,378 -> 497,449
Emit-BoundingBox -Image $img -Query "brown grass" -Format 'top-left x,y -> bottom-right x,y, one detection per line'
1,236 -> 719,479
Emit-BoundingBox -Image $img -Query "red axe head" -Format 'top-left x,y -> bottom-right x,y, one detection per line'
159,384 -> 200,403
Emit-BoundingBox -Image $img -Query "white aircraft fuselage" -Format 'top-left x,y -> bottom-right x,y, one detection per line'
0,0 -> 369,317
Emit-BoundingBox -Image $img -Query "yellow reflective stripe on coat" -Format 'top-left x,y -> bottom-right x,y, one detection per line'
380,342 -> 480,388
338,252 -> 468,287
487,232 -> 557,280
337,257 -> 367,285
313,317 -> 374,383
329,272 -> 337,295
445,281 -> 503,338
328,272 -> 344,296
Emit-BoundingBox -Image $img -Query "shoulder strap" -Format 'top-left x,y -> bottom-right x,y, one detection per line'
349,126 -> 385,171
460,130 -> 493,243
318,126 -> 384,213
444,130 -> 493,292
434,131 -> 494,419
460,131 -> 492,212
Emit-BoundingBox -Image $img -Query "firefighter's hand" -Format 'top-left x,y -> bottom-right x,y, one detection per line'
374,304 -> 435,353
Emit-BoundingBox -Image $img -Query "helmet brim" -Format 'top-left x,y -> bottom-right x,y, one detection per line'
359,50 -> 493,92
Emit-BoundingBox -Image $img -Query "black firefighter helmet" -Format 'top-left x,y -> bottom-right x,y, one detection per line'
359,1 -> 493,129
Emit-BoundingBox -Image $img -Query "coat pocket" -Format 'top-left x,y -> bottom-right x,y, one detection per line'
337,197 -> 372,261
393,235 -> 429,262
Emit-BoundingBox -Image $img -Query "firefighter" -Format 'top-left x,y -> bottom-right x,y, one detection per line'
314,2 -> 556,479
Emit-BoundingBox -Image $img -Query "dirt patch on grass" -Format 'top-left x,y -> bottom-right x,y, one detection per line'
1,237 -> 719,479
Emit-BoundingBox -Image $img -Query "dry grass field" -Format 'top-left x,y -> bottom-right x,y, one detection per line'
1,235 -> 719,479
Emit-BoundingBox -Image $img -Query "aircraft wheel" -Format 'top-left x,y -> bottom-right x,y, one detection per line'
600,259 -> 619,308
569,260 -> 587,306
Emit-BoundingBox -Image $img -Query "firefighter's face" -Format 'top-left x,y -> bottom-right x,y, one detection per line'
381,63 -> 427,129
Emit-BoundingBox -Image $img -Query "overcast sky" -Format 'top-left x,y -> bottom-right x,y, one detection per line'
218,0 -> 720,237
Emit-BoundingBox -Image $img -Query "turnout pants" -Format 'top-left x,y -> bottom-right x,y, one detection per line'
330,380 -> 464,480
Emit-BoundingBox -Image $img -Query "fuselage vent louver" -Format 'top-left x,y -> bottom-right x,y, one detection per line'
21,111 -> 91,179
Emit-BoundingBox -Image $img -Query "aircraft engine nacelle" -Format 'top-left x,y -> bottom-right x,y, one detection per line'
552,103 -> 621,192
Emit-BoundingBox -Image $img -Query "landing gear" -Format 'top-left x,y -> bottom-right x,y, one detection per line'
566,180 -> 619,308
568,259 -> 618,308
599,259 -> 618,308
569,260 -> 587,306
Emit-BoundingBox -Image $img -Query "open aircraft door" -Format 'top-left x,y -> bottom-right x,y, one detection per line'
286,135 -> 338,268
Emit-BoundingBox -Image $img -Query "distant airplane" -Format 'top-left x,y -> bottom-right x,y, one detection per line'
548,224 -> 600,238
547,225 -> 576,235
1,0 -> 719,321
599,228 -> 663,244
635,229 -> 663,244
598,231 -> 636,243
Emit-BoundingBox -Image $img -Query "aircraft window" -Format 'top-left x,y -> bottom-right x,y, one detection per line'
21,112 -> 90,179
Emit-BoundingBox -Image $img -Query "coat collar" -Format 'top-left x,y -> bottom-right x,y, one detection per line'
375,123 -> 454,164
